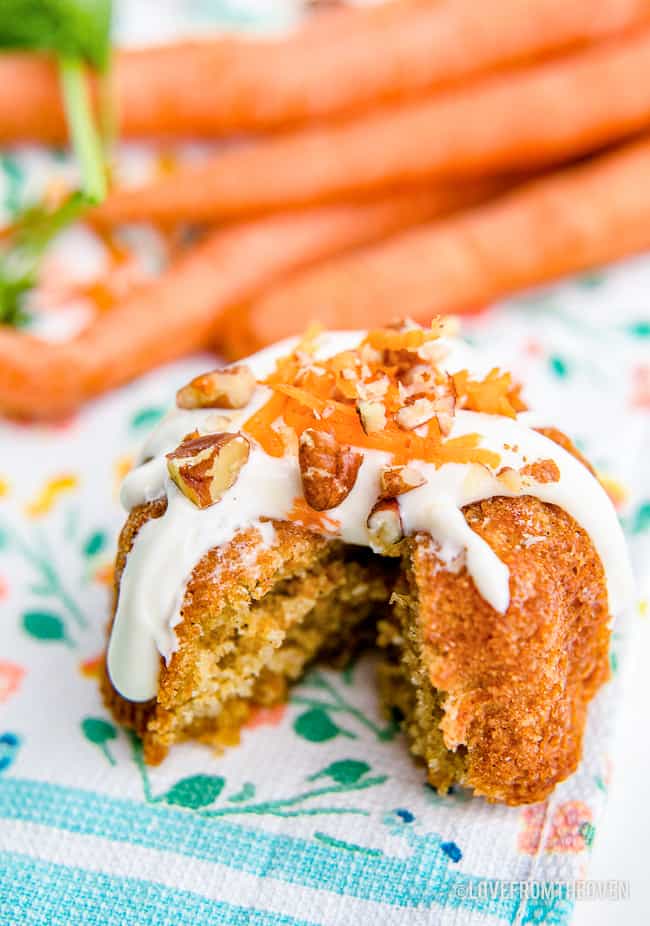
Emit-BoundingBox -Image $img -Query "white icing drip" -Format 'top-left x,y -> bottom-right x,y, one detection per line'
428,501 -> 510,613
109,447 -> 299,702
107,332 -> 634,702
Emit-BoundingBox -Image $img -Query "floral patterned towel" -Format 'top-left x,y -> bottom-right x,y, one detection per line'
1,3 -> 649,925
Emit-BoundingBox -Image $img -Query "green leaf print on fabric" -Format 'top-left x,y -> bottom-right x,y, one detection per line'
164,775 -> 226,809
81,717 -> 118,766
308,761 -> 371,785
130,406 -> 166,432
579,821 -> 596,848
626,320 -> 650,338
630,501 -> 650,534
83,530 -> 107,557
548,355 -> 569,379
22,610 -> 72,646
127,732 -> 386,820
227,782 -> 256,803
1,521 -> 88,629
292,670 -> 399,743
294,708 -> 352,743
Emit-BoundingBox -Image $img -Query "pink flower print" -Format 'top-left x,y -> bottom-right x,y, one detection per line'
524,338 -> 544,358
546,801 -> 594,853
631,364 -> 650,409
518,801 -> 594,854
0,662 -> 25,703
245,704 -> 287,729
518,803 -> 547,854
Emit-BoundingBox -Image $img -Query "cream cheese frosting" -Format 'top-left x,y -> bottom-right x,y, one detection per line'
107,330 -> 634,702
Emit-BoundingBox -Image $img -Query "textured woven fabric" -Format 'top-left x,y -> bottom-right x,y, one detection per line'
0,4 -> 649,924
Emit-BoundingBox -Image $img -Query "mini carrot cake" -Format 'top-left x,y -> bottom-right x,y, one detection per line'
102,321 -> 632,805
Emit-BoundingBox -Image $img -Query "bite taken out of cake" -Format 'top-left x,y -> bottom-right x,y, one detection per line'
101,320 -> 633,805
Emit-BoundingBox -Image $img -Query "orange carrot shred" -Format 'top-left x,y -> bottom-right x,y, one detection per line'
243,326 -> 514,470
453,368 -> 527,418
286,497 -> 341,533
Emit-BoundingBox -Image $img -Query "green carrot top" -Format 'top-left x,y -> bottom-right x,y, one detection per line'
0,0 -> 114,325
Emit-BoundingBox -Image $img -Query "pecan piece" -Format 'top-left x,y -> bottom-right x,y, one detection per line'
357,399 -> 387,435
395,396 -> 437,431
367,498 -> 403,553
298,429 -> 363,511
379,465 -> 426,497
167,432 -> 250,508
176,364 -> 256,410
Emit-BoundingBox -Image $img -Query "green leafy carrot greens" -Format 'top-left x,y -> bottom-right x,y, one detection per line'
0,0 -> 113,325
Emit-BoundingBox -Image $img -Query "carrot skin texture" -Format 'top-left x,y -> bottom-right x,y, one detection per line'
93,29 -> 650,225
0,186 -> 495,420
1,0 -> 650,142
228,136 -> 650,354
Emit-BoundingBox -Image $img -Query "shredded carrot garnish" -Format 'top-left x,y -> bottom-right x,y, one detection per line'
295,321 -> 324,354
243,392 -> 287,457
363,327 -> 437,352
271,383 -> 332,413
243,323 -> 520,469
453,368 -> 527,418
287,497 -> 341,533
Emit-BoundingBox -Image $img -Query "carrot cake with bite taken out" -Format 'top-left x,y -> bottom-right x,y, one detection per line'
102,320 -> 633,805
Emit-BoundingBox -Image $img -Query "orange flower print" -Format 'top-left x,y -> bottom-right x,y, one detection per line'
93,562 -> 115,587
79,655 -> 104,679
0,661 -> 25,703
245,704 -> 287,729
519,801 -> 594,855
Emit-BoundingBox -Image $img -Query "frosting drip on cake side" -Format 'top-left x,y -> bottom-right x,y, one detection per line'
107,330 -> 634,703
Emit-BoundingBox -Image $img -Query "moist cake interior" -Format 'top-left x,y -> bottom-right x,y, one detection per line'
104,501 -> 397,764
104,495 -> 461,779
103,488 -> 611,805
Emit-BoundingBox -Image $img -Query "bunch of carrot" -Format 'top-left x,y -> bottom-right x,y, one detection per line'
3,0 -> 650,418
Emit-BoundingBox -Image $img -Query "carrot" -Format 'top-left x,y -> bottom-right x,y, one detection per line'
222,135 -> 650,355
0,184 -> 499,419
2,0 -> 650,143
0,2 -> 409,145
92,28 -> 650,226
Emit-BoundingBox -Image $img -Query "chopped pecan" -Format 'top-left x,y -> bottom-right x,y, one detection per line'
367,498 -> 403,553
176,364 -> 256,410
357,399 -> 387,434
395,396 -> 437,431
167,432 -> 250,508
298,429 -> 363,511
380,465 -> 426,497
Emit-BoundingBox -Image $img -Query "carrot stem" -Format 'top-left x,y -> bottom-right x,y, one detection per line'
59,57 -> 106,203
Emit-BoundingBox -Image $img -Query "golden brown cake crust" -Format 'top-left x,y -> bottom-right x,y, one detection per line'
409,494 -> 610,805
102,425 -> 611,803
